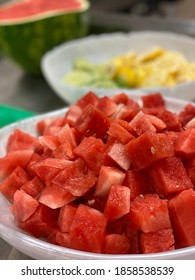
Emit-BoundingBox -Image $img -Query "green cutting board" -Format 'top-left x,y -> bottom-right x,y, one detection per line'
0,105 -> 36,128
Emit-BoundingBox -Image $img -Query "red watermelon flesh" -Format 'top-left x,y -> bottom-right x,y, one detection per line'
1,91 -> 195,255
0,0 -> 86,22
168,189 -> 195,247
140,229 -> 175,254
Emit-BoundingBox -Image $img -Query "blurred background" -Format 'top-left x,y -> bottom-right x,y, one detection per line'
0,0 -> 195,115
90,0 -> 195,18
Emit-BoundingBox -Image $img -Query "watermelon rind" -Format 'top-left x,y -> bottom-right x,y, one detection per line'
0,0 -> 90,75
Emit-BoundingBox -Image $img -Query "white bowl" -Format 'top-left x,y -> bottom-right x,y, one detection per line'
0,92 -> 195,260
41,31 -> 195,104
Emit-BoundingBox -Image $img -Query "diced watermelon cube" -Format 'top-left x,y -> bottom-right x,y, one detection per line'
39,180 -> 76,209
105,141 -> 131,171
37,117 -> 63,136
39,135 -> 60,151
64,105 -> 82,126
95,166 -> 126,196
0,166 -> 30,201
70,204 -> 107,253
57,123 -> 77,146
125,132 -> 174,171
157,110 -> 182,132
146,114 -> 167,131
26,152 -> 41,177
52,159 -> 97,197
108,120 -> 134,144
76,91 -> 99,109
149,157 -> 193,197
104,185 -> 131,221
34,158 -> 72,182
129,194 -> 172,233
53,142 -> 75,160
168,189 -> 195,247
13,189 -> 39,223
6,129 -> 40,152
175,128 -> 195,158
75,104 -> 110,141
129,111 -> 156,136
58,203 -> 77,233
110,92 -> 129,104
20,204 -> 59,238
123,170 -> 150,200
0,150 -> 34,179
37,118 -> 54,135
178,103 -> 195,126
97,96 -> 117,116
103,233 -> 130,254
113,105 -> 139,122
73,136 -> 105,175
21,176 -> 45,198
140,229 -> 175,254
142,93 -> 165,108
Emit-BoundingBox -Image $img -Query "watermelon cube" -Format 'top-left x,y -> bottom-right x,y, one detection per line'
125,132 -> 174,171
7,129 -> 40,152
34,158 -> 72,182
64,105 -> 82,126
129,111 -> 156,136
58,203 -> 77,233
95,166 -> 126,196
57,123 -> 77,146
105,141 -> 131,171
175,128 -> 195,158
39,182 -> 76,209
140,229 -> 175,254
146,114 -> 167,131
39,135 -> 60,151
149,157 -> 193,197
108,120 -> 134,144
76,91 -> 99,109
0,150 -> 33,179
157,110 -> 182,132
13,189 -> 39,223
104,185 -> 131,221
168,189 -> 195,247
103,233 -> 130,254
75,104 -> 110,141
141,93 -> 165,108
53,142 -> 75,160
97,96 -> 117,116
0,166 -> 30,201
129,194 -> 172,233
123,170 -> 150,200
20,204 -> 59,238
21,176 -> 45,198
70,204 -> 107,253
73,136 -> 105,175
52,159 -> 97,197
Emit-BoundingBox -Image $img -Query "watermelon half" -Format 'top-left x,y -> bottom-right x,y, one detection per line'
0,0 -> 90,75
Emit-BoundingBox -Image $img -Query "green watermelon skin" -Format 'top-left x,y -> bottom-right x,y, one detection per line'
0,9 -> 89,75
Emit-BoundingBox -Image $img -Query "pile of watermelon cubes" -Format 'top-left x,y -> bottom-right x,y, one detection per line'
0,91 -> 195,255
